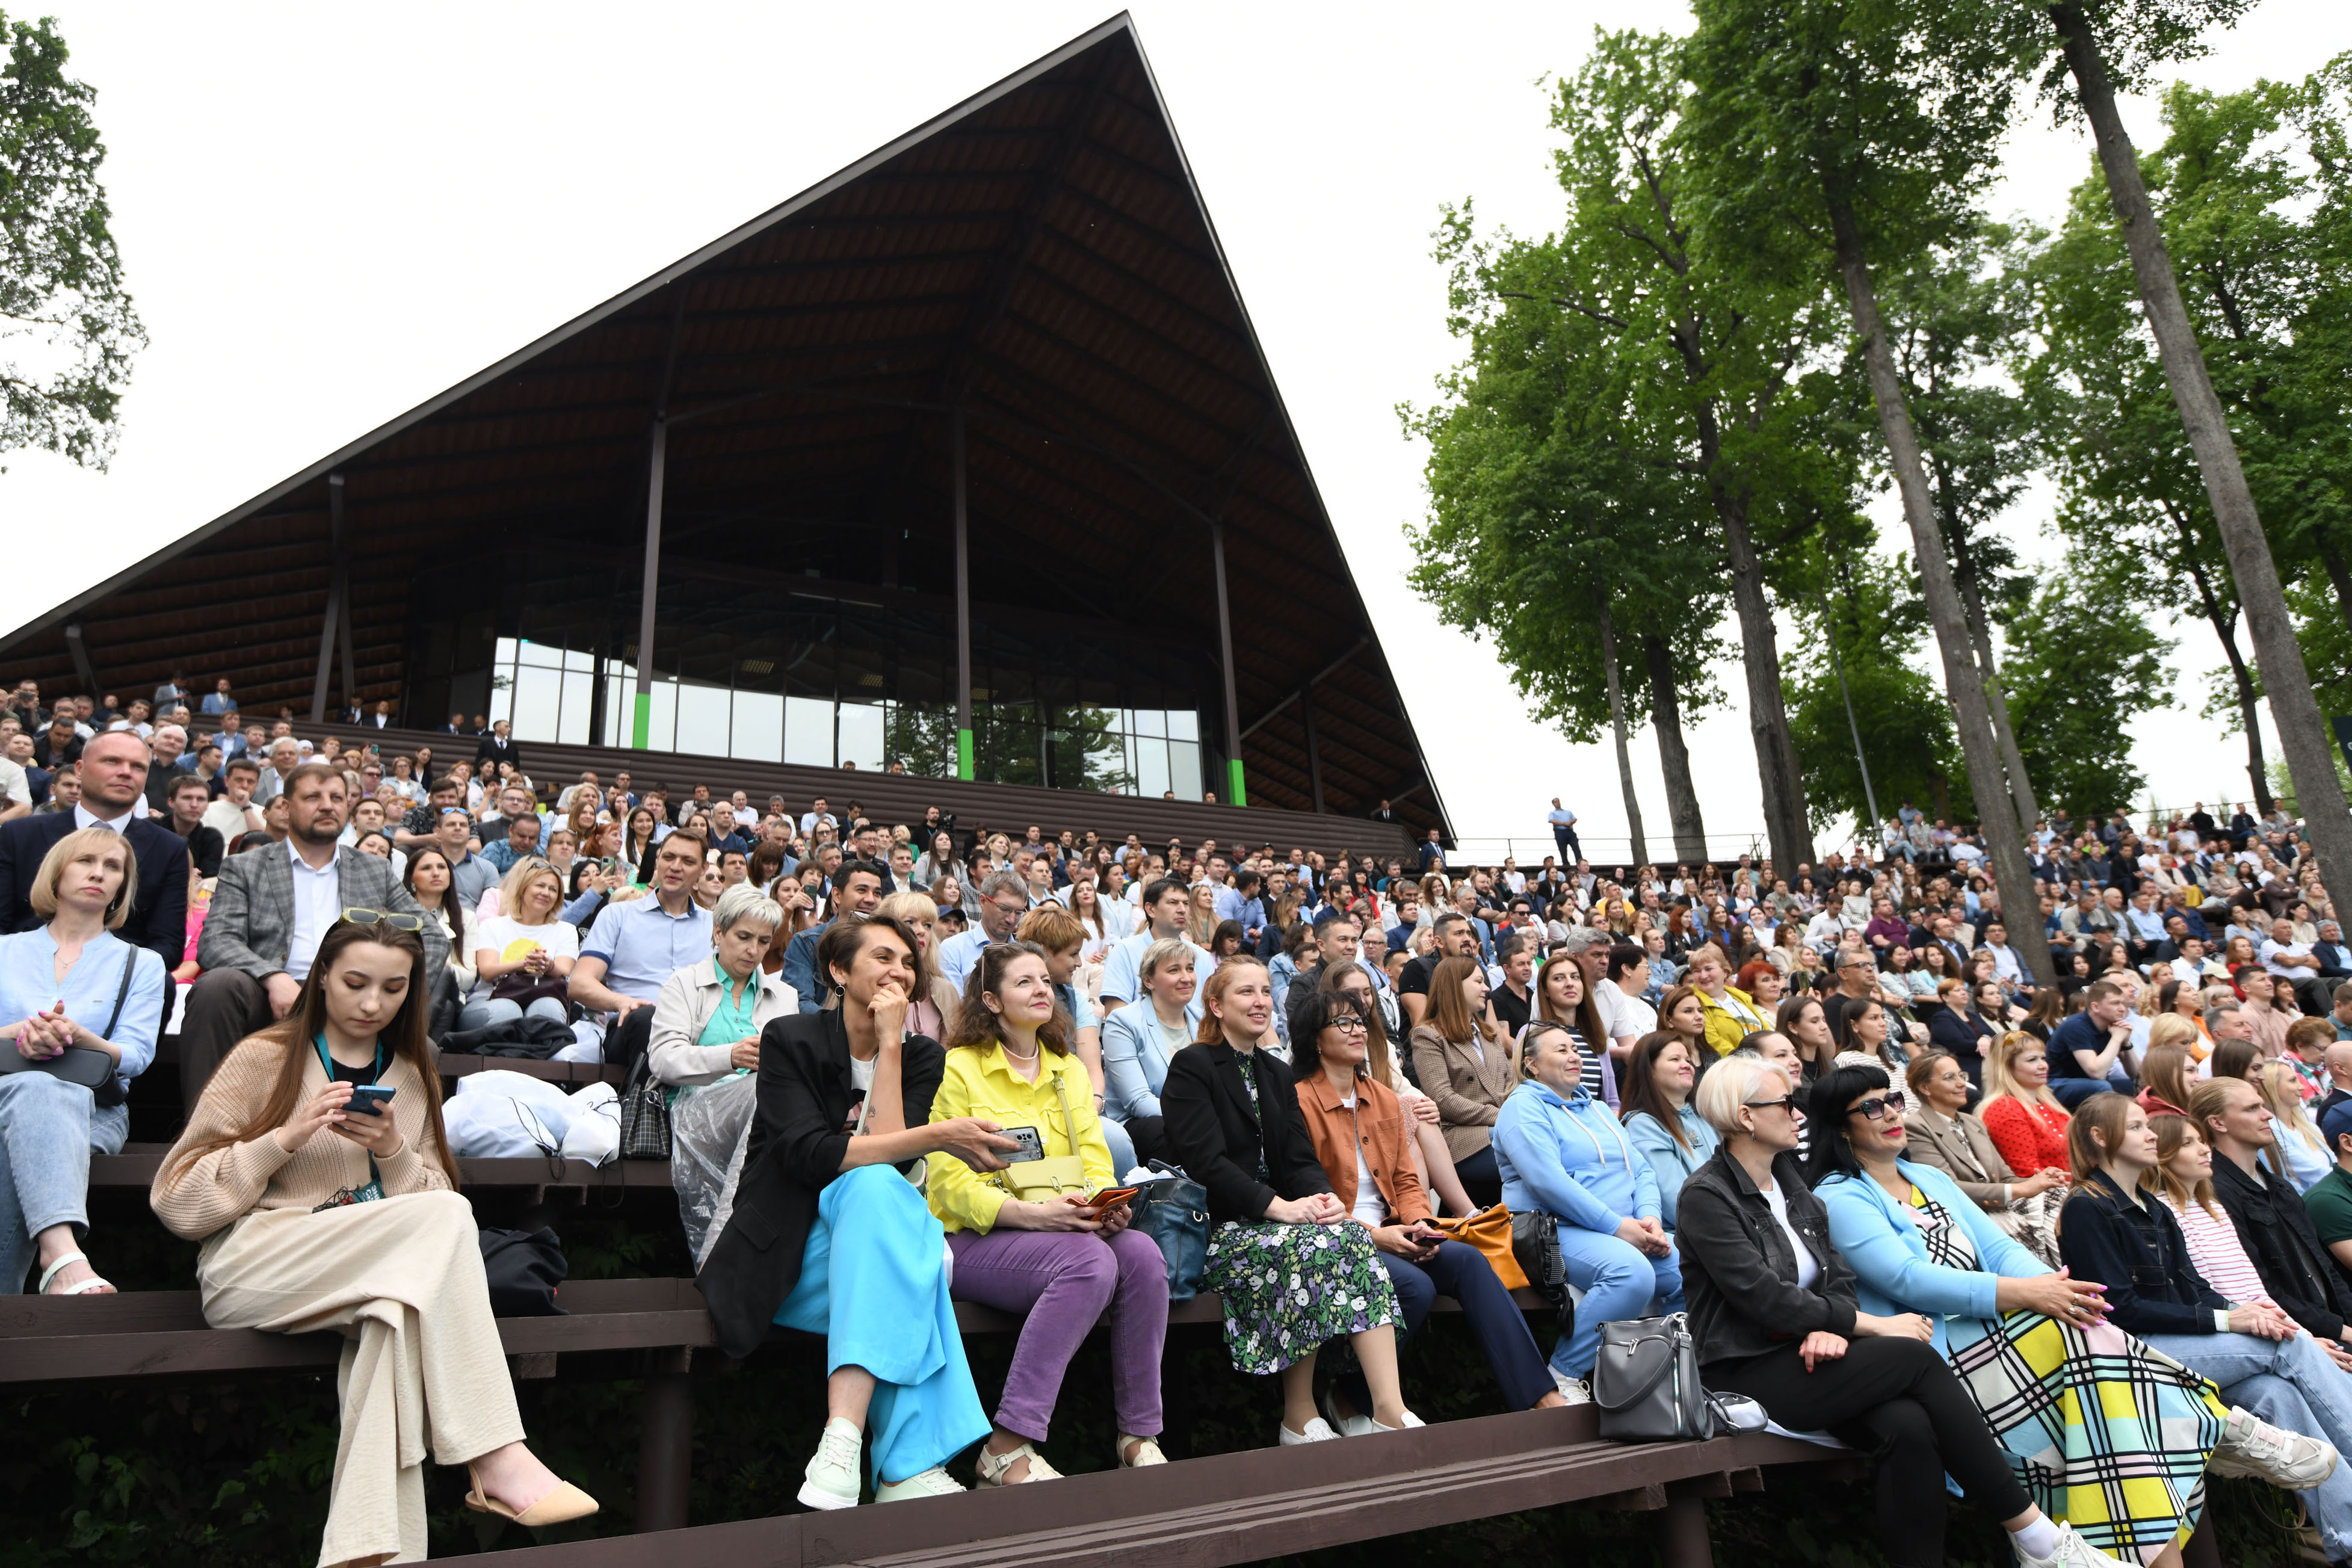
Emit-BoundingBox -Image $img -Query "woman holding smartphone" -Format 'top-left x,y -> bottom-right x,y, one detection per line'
925,941 -> 1170,1483
152,915 -> 596,1566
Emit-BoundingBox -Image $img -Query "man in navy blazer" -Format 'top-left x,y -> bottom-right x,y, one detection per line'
0,730 -> 190,1027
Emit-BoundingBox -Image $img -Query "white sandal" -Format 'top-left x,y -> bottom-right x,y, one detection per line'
37,1252 -> 113,1296
973,1439 -> 1061,1486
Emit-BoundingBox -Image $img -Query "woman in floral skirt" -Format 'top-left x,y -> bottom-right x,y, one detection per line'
1161,956 -> 1416,1444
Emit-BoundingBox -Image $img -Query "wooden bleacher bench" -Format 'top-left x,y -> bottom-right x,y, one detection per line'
91,1144 -> 678,1196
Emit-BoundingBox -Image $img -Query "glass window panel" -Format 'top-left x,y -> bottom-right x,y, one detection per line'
887,705 -> 954,778
487,663 -> 516,726
785,696 -> 833,767
565,646 -> 596,673
516,638 -> 561,668
676,681 -> 731,758
733,690 -> 783,764
1170,740 -> 1203,801
1132,707 -> 1164,739
602,676 -> 631,748
1135,736 -> 1170,799
1084,724 -> 1129,795
644,679 -> 678,753
1166,709 -> 1199,743
557,671 -> 594,745
838,701 -> 884,771
509,664 -> 561,742
495,637 -> 519,668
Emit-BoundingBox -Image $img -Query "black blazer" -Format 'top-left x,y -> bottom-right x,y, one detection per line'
2212,1153 -> 2348,1339
475,735 -> 521,773
1674,1144 -> 1857,1368
1160,1041 -> 1329,1223
0,814 -> 189,1008
695,1010 -> 944,1359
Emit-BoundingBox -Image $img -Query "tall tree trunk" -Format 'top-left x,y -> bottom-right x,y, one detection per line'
2051,2 -> 2352,901
1951,536 -> 2042,833
1599,601 -> 1650,867
2170,503 -> 2276,813
2320,540 -> 2352,647
1714,483 -> 1818,872
1642,631 -> 1709,864
1824,181 -> 2056,987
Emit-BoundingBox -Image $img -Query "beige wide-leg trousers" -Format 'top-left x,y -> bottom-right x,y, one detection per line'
199,1191 -> 525,1566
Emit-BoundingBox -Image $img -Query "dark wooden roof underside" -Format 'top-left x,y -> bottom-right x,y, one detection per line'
0,14 -> 1447,830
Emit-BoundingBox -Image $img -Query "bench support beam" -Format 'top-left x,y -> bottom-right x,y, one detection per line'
635,1349 -> 694,1533
1654,1483 -> 1714,1568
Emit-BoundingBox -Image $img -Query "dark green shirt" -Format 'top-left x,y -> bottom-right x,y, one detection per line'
2303,1164 -> 2352,1248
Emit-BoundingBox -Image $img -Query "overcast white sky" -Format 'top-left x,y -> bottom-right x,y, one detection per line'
5,2 -> 2345,857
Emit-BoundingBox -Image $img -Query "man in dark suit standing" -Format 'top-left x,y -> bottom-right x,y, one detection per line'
0,729 -> 190,1033
475,718 -> 521,776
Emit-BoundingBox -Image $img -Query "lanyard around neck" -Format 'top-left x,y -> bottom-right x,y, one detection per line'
313,1032 -> 387,1085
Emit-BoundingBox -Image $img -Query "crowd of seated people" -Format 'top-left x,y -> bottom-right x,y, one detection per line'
10,684 -> 2352,1563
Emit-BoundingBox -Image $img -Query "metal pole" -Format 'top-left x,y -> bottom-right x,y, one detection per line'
1822,593 -> 1881,835
633,421 -> 667,749
1211,521 -> 1244,806
309,474 -> 347,724
1299,684 -> 1324,813
333,477 -> 356,712
952,409 -> 975,780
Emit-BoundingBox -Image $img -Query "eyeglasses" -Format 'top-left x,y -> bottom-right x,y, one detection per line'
1327,1016 -> 1369,1035
1847,1091 -> 1906,1121
1744,1096 -> 1794,1114
341,907 -> 423,931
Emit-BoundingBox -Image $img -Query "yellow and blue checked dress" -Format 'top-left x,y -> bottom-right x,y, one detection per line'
1912,1185 -> 2228,1563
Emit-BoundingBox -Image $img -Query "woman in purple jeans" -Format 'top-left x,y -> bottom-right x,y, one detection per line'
925,941 -> 1171,1484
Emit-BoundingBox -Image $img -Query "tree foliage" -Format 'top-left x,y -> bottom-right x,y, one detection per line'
0,9 -> 144,469
2001,565 -> 2175,819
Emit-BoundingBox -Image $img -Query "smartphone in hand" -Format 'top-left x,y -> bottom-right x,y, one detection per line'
345,1085 -> 398,1117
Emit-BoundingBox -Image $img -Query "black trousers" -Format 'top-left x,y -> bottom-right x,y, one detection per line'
1706,1336 -> 2029,1568
607,1006 -> 655,1072
1121,1114 -> 1167,1167
178,969 -> 277,1110
1336,1241 -> 1554,1416
1454,1144 -> 1502,1211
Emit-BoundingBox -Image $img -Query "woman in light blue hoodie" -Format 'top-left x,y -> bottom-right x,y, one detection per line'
1493,1022 -> 1685,1400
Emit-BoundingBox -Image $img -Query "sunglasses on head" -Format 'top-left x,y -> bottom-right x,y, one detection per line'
1847,1091 -> 1906,1120
341,907 -> 424,931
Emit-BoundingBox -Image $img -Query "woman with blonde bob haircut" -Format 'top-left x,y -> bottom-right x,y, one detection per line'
461,856 -> 579,1033
154,916 -> 597,1561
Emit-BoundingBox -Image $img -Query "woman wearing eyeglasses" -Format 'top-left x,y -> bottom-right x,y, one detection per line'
1811,1061 -> 2236,1565
153,915 -> 599,1563
1676,1056 -> 2116,1568
460,858 -> 578,1034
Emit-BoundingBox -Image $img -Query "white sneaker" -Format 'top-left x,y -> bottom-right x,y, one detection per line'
2012,1520 -> 2133,1568
1279,1416 -> 1340,1445
1369,1410 -> 1425,1433
1318,1386 -> 1375,1438
2209,1407 -> 2341,1487
1551,1368 -> 1593,1406
874,1466 -> 965,1502
797,1416 -> 863,1511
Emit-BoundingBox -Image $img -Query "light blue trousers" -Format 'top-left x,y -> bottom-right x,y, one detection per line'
1549,1224 -> 1685,1380
2141,1327 -> 2352,1558
457,996 -> 570,1031
774,1164 -> 990,1486
0,1072 -> 129,1292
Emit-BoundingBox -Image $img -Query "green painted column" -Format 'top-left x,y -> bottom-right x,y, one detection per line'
632,691 -> 653,750
1229,758 -> 1247,807
957,727 -> 975,782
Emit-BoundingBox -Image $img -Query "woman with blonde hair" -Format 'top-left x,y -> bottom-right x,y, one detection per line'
877,890 -> 963,1038
1978,1031 -> 2073,1193
154,918 -> 597,1558
1184,882 -> 1221,963
460,856 -> 578,1034
2253,1060 -> 2331,1193
1684,943 -> 1766,1059
1099,936 -> 1202,1167
1409,954 -> 1516,1209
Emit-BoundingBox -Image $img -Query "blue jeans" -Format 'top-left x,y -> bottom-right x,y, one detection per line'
1551,1224 -> 1684,1381
0,1072 -> 129,1292
1099,1116 -> 1137,1181
2140,1329 -> 2352,1558
1339,1241 -> 1555,1414
458,996 -> 570,1031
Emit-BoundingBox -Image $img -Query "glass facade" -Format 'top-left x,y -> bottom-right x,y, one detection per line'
404,566 -> 1211,797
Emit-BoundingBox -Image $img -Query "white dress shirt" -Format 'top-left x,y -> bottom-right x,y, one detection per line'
285,842 -> 344,982
74,800 -> 139,834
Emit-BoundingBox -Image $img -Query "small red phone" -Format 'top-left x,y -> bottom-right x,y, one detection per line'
1085,1186 -> 1141,1212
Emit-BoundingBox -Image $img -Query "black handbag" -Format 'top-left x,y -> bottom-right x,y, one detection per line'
0,946 -> 140,1107
617,1049 -> 672,1159
1593,1312 -> 1718,1442
1511,1209 -> 1572,1309
1131,1161 -> 1209,1301
478,1226 -> 567,1316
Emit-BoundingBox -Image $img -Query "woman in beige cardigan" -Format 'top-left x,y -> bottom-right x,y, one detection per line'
1898,1049 -> 2062,1267
1409,954 -> 1517,1209
152,917 -> 595,1567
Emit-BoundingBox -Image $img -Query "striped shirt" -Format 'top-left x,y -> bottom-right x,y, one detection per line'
2162,1193 -> 2274,1308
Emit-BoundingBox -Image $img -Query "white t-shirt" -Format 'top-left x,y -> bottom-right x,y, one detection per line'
1761,1178 -> 1820,1289
468,916 -> 581,1001
1613,984 -> 1658,1041
201,795 -> 261,844
1338,1093 -> 1389,1227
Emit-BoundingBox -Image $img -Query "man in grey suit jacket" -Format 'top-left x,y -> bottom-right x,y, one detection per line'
181,762 -> 445,1105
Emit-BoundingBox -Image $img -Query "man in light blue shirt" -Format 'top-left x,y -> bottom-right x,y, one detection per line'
937,871 -> 1031,996
1547,798 -> 1580,862
571,829 -> 713,1065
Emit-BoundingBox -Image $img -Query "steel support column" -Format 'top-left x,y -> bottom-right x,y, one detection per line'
309,474 -> 348,724
632,420 -> 667,749
952,409 -> 975,780
1210,521 -> 1244,806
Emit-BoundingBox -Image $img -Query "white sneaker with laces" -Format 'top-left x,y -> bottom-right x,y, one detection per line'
797,1416 -> 863,1511
2011,1519 -> 2132,1568
1318,1386 -> 1375,1438
874,1466 -> 965,1502
2209,1407 -> 2341,1487
1551,1368 -> 1593,1406
1279,1416 -> 1340,1445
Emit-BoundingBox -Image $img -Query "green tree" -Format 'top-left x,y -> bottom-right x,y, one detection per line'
2001,565 -> 2174,819
0,10 -> 144,469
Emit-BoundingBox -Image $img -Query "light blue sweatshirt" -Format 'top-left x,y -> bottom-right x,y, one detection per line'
1493,1078 -> 1659,1236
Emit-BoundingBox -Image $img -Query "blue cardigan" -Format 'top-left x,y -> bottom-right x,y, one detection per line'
1099,998 -> 1203,1121
1815,1159 -> 2048,1355
1493,1079 -> 1659,1236
1623,1103 -> 1718,1230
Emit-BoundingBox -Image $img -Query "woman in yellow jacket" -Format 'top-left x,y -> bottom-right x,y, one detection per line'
927,940 -> 1171,1487
1684,943 -> 1768,1058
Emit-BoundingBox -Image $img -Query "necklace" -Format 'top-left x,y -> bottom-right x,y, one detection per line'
999,1038 -> 1042,1063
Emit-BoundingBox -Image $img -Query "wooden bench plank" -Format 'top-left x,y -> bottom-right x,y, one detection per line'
90,1146 -> 676,1191
438,1055 -> 629,1087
